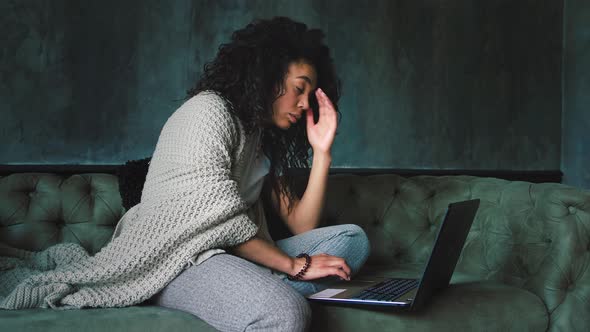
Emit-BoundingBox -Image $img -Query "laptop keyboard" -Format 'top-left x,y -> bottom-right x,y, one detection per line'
352,278 -> 418,302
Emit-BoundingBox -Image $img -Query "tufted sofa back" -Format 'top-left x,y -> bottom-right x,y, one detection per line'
1,172 -> 589,330
0,173 -> 124,255
309,174 -> 590,330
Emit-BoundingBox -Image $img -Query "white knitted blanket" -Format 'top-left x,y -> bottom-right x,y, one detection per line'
0,91 -> 259,310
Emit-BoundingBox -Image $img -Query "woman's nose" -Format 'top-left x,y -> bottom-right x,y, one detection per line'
298,97 -> 309,110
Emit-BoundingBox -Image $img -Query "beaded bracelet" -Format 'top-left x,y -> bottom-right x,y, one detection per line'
288,253 -> 311,281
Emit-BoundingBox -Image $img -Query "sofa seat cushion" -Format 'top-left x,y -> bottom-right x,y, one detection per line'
0,305 -> 216,332
310,270 -> 548,331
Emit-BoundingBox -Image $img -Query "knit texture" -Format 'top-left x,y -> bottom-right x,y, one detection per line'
0,91 -> 259,310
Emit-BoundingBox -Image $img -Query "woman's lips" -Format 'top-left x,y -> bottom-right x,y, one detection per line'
288,113 -> 298,123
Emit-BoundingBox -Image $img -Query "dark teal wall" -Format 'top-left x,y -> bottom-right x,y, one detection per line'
563,0 -> 590,190
1,1 -> 564,172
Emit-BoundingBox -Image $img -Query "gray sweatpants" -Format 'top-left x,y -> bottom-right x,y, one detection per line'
148,224 -> 370,332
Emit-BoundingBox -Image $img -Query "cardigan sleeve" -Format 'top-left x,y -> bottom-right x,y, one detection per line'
0,92 -> 259,310
136,90 -> 259,248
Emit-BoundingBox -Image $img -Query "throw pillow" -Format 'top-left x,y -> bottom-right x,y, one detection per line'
116,157 -> 151,210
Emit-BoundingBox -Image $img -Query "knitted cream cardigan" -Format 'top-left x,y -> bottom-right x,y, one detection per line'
0,91 -> 259,310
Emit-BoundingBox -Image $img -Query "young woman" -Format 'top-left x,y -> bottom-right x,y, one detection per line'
148,17 -> 370,331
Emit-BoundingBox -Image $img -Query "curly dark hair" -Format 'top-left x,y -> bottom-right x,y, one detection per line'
187,16 -> 342,215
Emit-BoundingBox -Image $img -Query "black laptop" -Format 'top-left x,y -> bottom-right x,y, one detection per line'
307,199 -> 480,311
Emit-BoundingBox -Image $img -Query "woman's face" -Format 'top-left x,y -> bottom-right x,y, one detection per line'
271,61 -> 318,130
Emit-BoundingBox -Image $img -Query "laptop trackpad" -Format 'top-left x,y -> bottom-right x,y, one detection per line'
307,279 -> 381,299
308,288 -> 347,299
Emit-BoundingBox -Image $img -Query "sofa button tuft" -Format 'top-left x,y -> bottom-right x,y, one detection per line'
568,206 -> 577,214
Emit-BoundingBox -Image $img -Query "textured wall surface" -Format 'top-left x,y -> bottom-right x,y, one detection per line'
562,0 -> 590,190
1,0 -> 563,171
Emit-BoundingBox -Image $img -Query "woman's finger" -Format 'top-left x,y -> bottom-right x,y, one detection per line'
344,264 -> 352,277
338,259 -> 352,277
327,258 -> 351,277
313,255 -> 350,275
315,88 -> 324,104
338,262 -> 352,278
331,267 -> 350,281
316,89 -> 330,116
318,89 -> 336,113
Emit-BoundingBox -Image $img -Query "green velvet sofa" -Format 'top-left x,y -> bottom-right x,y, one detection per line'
1,170 -> 589,331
